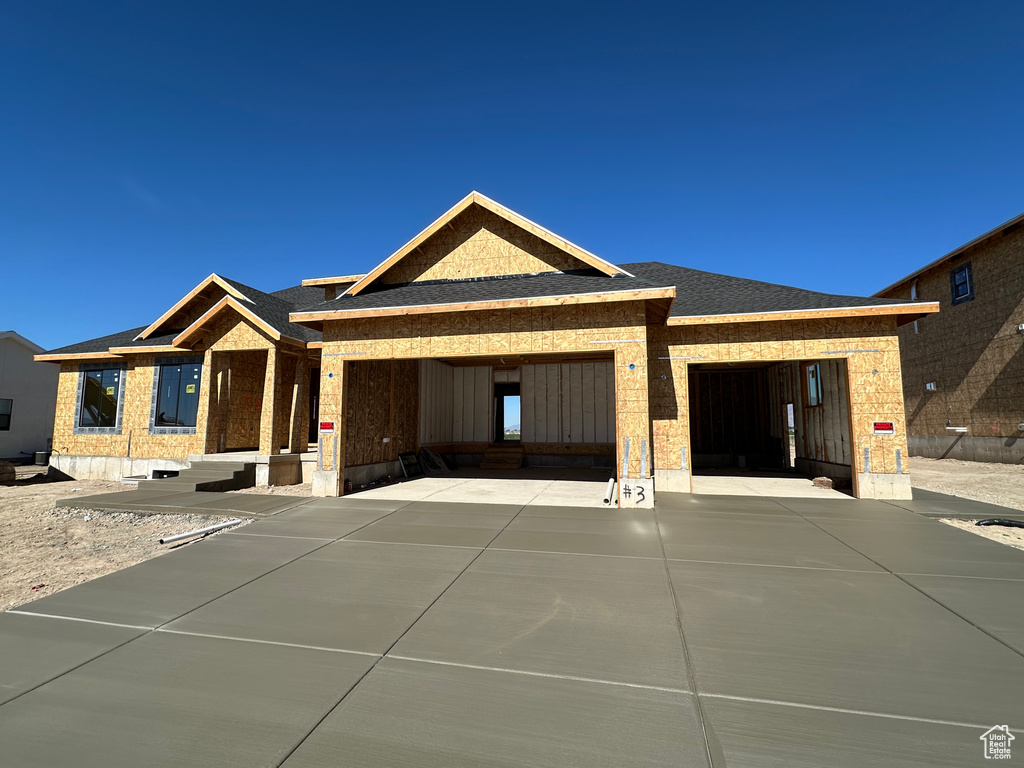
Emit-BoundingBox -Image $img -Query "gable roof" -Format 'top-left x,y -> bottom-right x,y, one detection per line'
136,274 -> 254,340
36,278 -> 322,361
0,331 -> 46,355
343,191 -> 631,297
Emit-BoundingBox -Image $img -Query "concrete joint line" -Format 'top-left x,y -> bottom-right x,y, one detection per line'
699,693 -> 989,730
271,500 -> 531,768
385,655 -> 692,695
6,610 -> 151,631
772,498 -> 1024,662
652,508 -> 718,768
154,629 -> 381,657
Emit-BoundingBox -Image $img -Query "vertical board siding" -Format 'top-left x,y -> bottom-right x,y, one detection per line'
428,360 -> 614,446
450,365 -> 493,443
419,359 -> 453,445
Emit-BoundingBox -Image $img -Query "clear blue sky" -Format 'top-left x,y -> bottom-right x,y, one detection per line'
3,1 -> 1022,350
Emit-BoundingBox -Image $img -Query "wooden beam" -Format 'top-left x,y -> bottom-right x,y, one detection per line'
108,345 -> 187,355
137,274 -> 252,340
666,302 -> 940,326
300,274 -> 366,287
343,191 -> 631,297
173,296 -> 283,346
33,352 -> 122,362
435,351 -> 613,367
290,287 -> 675,323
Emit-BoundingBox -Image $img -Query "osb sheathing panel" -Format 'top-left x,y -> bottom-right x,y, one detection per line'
52,356 -> 211,460
883,228 -> 1024,440
53,329 -> 315,463
378,205 -> 588,285
320,301 -> 651,478
647,316 -> 909,485
344,359 -> 419,467
207,310 -> 276,352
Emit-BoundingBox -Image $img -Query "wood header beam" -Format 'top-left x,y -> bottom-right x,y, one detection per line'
300,274 -> 366,287
290,287 -> 675,323
665,302 -> 940,326
34,352 -> 123,362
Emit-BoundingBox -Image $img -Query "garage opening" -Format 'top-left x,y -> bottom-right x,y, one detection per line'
688,359 -> 854,497
340,355 -> 617,507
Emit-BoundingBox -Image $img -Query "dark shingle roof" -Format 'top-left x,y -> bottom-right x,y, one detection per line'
45,278 -> 323,356
292,270 -> 673,314
622,262 -> 911,319
292,262 -> 913,319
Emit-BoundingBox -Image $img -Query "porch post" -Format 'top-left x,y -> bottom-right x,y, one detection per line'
312,358 -> 347,497
259,348 -> 281,456
288,354 -> 310,454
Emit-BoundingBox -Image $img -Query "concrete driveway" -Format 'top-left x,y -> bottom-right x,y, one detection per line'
2,492 -> 1023,766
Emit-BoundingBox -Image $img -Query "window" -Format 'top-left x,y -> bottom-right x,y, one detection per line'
79,368 -> 122,428
805,363 -> 823,407
153,359 -> 202,430
950,262 -> 974,305
0,398 -> 11,431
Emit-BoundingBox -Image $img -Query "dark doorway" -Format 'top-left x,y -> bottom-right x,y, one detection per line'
688,366 -> 775,468
308,367 -> 321,443
493,382 -> 521,443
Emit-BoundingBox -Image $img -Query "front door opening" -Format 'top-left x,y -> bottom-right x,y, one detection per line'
493,382 -> 521,442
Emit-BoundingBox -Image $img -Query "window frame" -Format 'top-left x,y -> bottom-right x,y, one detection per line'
949,261 -> 974,305
149,355 -> 204,435
74,362 -> 127,435
804,362 -> 824,408
0,398 -> 11,431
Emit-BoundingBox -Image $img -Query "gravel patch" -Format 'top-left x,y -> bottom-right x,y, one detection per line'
910,456 -> 1024,512
940,518 -> 1024,552
1,478 -> 247,612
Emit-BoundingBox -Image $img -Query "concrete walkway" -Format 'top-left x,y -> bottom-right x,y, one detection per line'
2,491 -> 1023,766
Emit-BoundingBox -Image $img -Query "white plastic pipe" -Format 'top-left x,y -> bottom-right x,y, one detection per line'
159,519 -> 243,544
603,478 -> 617,506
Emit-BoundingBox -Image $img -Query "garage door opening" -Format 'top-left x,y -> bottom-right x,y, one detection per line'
688,360 -> 854,498
342,355 -> 617,507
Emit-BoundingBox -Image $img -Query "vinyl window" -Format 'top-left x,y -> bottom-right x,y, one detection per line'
0,398 -> 11,431
79,368 -> 122,428
155,362 -> 202,428
950,262 -> 974,305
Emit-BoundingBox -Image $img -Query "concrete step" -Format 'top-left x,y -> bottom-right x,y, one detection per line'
137,459 -> 256,492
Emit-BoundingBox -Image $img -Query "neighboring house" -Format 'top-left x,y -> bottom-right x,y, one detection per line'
875,211 -> 1024,463
36,192 -> 936,503
0,331 -> 59,461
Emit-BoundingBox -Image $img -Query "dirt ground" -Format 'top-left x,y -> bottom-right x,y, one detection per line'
0,472 -> 244,612
940,518 -> 1024,551
909,456 -> 1024,512
232,482 -> 312,496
